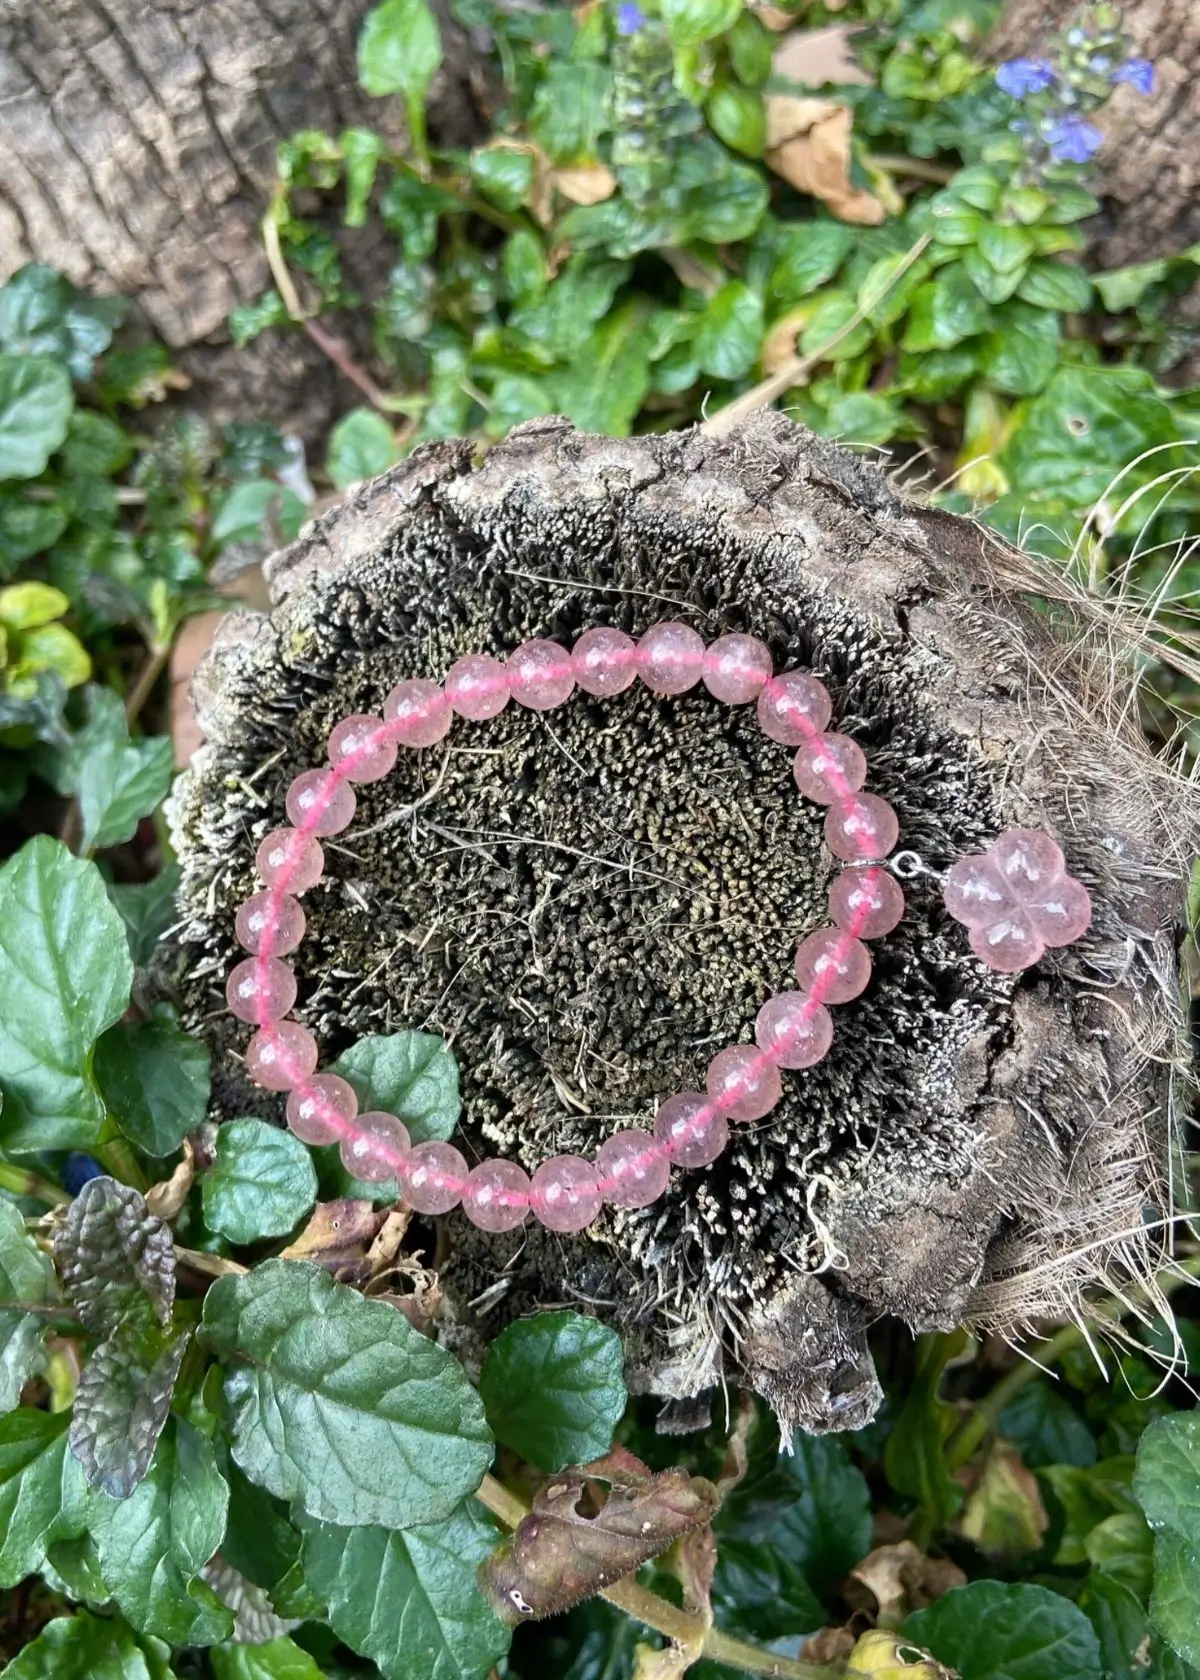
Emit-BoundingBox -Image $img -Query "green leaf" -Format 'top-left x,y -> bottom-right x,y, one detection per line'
551,303 -> 652,435
799,292 -> 872,362
0,1610 -> 169,1680
1150,1529 -> 1200,1668
60,409 -> 133,477
884,1333 -> 963,1532
357,0 -> 442,155
769,223 -> 852,305
70,1327 -> 190,1498
203,1119 -> 318,1243
528,61 -> 612,166
980,302 -> 1060,396
0,264 -> 126,380
1079,1574 -> 1151,1680
0,837 -> 132,1152
325,407 -> 400,490
92,1019 -> 211,1158
904,1581 -> 1103,1680
229,291 -> 290,349
341,127 -> 385,227
998,1382 -> 1098,1469
1136,1416 -> 1200,1548
89,1416 -> 233,1645
480,1310 -> 625,1471
55,1176 -> 174,1334
202,1258 -> 493,1527
1016,261 -> 1094,313
820,391 -> 904,444
728,11 -> 773,85
219,1460 -> 303,1592
107,866 -> 180,968
1094,261 -> 1170,314
509,257 -> 631,362
470,145 -> 535,212
661,0 -> 741,45
902,268 -> 991,350
894,345 -> 978,401
0,355 -> 74,481
1086,1512 -> 1154,1601
1000,365 -> 1180,505
1044,184 -> 1101,225
962,245 -> 1027,304
333,1030 -> 461,1144
210,478 -> 306,548
0,1408 -> 88,1585
0,490 -> 67,572
706,84 -> 765,158
51,686 -> 174,854
694,282 -> 763,381
977,224 -> 1037,276
300,1503 -> 511,1680
675,142 -> 767,245
210,1639 -> 327,1680
0,1199 -> 58,1413
501,231 -> 546,307
951,166 -> 1003,212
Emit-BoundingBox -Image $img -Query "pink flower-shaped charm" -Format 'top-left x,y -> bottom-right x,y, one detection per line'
943,827 -> 1091,973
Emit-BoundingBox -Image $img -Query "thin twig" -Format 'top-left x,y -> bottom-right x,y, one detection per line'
125,643 -> 169,729
302,319 -> 393,413
865,152 -> 955,186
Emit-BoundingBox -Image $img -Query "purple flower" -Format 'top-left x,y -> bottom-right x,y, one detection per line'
1043,113 -> 1103,163
995,57 -> 1056,98
1111,56 -> 1154,94
616,1 -> 645,35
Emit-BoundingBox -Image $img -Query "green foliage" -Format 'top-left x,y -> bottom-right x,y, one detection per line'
0,1201 -> 59,1413
904,1581 -> 1103,1679
479,1310 -> 626,1471
92,1020 -> 211,1159
201,1119 -> 318,1243
331,1029 -> 461,1142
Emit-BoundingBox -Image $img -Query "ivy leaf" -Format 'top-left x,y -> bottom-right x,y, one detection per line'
70,1327 -> 190,1498
210,1639 -> 326,1680
299,1503 -> 511,1680
357,0 -> 442,156
202,1119 -> 318,1243
1148,1529 -> 1200,1668
326,407 -> 400,490
51,687 -> 174,854
0,1610 -> 171,1680
0,1198 -> 58,1412
480,1311 -> 626,1472
107,865 -> 180,968
89,1415 -> 233,1645
55,1176 -> 175,1333
0,355 -> 74,481
202,1259 -> 493,1527
92,1019 -> 211,1159
0,837 -> 132,1152
332,1030 -> 460,1144
903,1581 -> 1103,1680
694,282 -> 764,381
0,1408 -> 89,1585
0,264 -> 126,380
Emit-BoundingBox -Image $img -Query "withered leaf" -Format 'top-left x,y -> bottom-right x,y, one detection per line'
763,95 -> 885,225
280,1198 -> 386,1282
848,1540 -> 966,1630
54,1176 -> 175,1334
480,1455 -> 719,1624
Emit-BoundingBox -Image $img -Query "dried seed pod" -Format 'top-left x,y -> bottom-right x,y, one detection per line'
167,415 -> 1197,1437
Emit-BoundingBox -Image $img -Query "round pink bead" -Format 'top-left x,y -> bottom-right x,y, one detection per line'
506,639 -> 575,710
653,1094 -> 728,1169
245,1021 -> 318,1092
595,1130 -> 671,1208
445,654 -> 510,720
462,1160 -> 532,1231
235,891 -> 305,957
705,1046 -> 783,1122
943,856 -> 1014,928
824,794 -> 899,862
285,769 -> 357,836
1025,877 -> 1092,946
969,914 -> 1045,973
403,1141 -> 468,1214
702,634 -> 773,704
571,627 -> 638,697
794,732 -> 867,804
829,866 -> 906,940
383,679 -> 452,747
992,828 -> 1066,901
342,1111 -> 411,1182
636,621 -> 706,695
256,828 -> 325,895
756,671 -> 832,746
530,1155 -> 603,1232
795,929 -> 873,1004
285,1074 -> 360,1146
328,713 -> 397,783
754,990 -> 834,1069
226,955 -> 297,1025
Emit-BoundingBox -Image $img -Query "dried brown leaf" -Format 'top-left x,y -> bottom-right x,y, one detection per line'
552,164 -> 617,207
959,1443 -> 1048,1563
279,1199 -> 386,1281
145,1139 -> 196,1223
848,1541 -> 968,1629
773,26 -> 873,88
763,95 -> 885,224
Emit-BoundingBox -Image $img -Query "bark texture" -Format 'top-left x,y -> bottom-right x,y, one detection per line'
166,416 -> 1195,1435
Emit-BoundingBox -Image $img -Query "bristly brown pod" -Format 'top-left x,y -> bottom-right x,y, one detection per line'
166,414 -> 1197,1436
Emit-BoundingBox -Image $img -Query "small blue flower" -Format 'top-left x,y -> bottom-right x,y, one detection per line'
995,57 -> 1056,98
62,1153 -> 105,1196
1111,56 -> 1154,94
1044,112 -> 1103,163
1088,54 -> 1112,73
616,1 -> 645,35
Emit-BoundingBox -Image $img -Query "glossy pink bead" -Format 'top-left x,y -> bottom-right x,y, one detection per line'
1025,877 -> 1092,946
384,679 -> 452,746
530,1156 -> 603,1232
235,891 -> 305,957
445,654 -> 510,720
653,1094 -> 728,1168
993,828 -> 1066,900
756,672 -> 832,745
794,732 -> 867,804
285,769 -> 357,836
969,915 -> 1045,974
506,639 -> 575,710
571,627 -> 638,697
829,866 -> 905,940
702,634 -> 773,704
226,956 -> 297,1025
595,1130 -> 671,1208
824,794 -> 899,862
636,622 -> 705,695
245,1021 -> 318,1092
754,990 -> 833,1069
256,828 -> 325,895
403,1141 -> 468,1214
943,856 -> 1014,928
795,929 -> 872,1004
462,1160 -> 532,1231
285,1074 -> 360,1146
342,1111 -> 411,1182
705,1046 -> 783,1122
328,713 -> 397,783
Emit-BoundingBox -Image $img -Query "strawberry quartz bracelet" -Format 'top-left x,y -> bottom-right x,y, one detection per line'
224,621 -> 1088,1234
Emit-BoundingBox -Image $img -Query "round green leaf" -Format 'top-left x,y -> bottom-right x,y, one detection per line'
661,0 -> 741,47
202,1119 -> 318,1243
0,1610 -> 162,1680
325,407 -> 400,490
1134,1414 -> 1200,1548
769,224 -> 852,306
706,84 -> 766,159
479,1309 -> 625,1472
357,0 -> 443,102
332,1030 -> 460,1143
979,302 -> 1060,397
0,354 -> 73,481
202,1259 -> 493,1528
904,1581 -> 1103,1680
1016,260 -> 1094,313
998,1381 -> 1097,1470
470,145 -> 535,212
93,1019 -> 211,1159
210,1637 -> 326,1680
694,281 -> 764,381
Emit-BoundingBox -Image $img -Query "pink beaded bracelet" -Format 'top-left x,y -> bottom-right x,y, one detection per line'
225,622 -> 909,1234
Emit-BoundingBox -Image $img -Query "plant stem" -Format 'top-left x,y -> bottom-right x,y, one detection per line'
96,1138 -> 149,1192
865,152 -> 955,186
473,1475 -> 841,1679
0,1163 -> 68,1206
302,318 -> 393,414
125,643 -> 170,729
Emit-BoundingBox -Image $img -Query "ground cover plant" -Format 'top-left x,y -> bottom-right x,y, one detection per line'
0,0 -> 1197,1677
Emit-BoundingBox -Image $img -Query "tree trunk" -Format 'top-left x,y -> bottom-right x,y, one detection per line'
0,0 -> 488,437
165,414 -> 1195,1436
